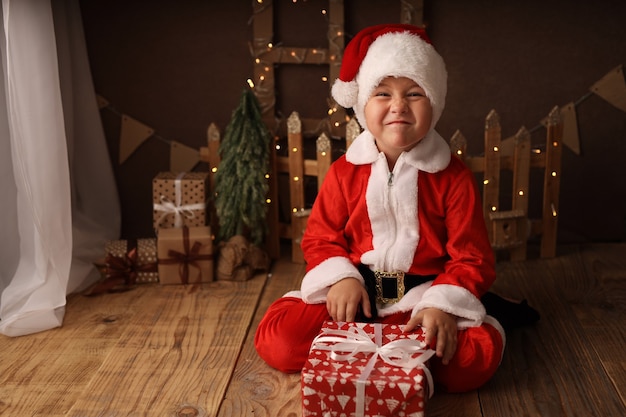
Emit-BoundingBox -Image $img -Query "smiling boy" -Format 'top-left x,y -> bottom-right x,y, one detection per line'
255,24 -> 518,393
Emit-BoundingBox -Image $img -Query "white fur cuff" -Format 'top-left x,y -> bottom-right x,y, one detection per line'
412,284 -> 486,323
301,257 -> 363,304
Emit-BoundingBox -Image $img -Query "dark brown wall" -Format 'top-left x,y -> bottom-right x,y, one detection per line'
80,0 -> 626,244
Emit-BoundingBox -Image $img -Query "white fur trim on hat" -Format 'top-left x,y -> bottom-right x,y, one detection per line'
332,28 -> 447,131
354,31 -> 447,129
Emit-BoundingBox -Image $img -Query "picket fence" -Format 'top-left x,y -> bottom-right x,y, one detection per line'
200,107 -> 563,263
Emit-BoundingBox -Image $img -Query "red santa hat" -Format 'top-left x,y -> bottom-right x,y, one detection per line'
331,23 -> 447,129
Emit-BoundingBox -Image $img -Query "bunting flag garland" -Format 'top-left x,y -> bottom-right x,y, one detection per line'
119,115 -> 154,164
170,141 -> 200,172
96,64 -> 624,167
590,64 -> 626,113
499,65 -> 624,157
97,94 -> 199,170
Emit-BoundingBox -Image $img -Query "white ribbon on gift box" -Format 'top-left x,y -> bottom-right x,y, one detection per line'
154,172 -> 206,228
311,323 -> 435,416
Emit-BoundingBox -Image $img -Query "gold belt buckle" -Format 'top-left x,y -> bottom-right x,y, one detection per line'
374,270 -> 405,305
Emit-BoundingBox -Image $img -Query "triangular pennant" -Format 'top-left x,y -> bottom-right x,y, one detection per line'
170,140 -> 200,172
590,65 -> 626,113
540,103 -> 581,154
119,115 -> 154,164
96,94 -> 109,110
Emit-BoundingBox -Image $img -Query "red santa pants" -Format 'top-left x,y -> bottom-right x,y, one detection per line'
254,296 -> 504,393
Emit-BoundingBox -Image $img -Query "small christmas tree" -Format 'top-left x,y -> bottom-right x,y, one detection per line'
214,87 -> 271,245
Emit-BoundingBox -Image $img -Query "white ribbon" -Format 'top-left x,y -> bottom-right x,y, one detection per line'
311,324 -> 435,416
153,172 -> 206,228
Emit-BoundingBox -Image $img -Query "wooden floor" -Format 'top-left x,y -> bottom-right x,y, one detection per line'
1,243 -> 624,416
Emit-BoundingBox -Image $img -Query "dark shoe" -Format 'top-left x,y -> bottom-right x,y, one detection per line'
481,292 -> 540,332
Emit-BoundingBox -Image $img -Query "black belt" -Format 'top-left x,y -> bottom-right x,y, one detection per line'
358,264 -> 435,317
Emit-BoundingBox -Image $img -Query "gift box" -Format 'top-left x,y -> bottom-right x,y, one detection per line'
301,321 -> 435,417
157,226 -> 214,284
104,238 -> 159,284
87,238 -> 159,296
153,171 -> 209,231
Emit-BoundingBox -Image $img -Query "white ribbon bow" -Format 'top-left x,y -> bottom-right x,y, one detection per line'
153,173 -> 206,228
311,323 -> 435,416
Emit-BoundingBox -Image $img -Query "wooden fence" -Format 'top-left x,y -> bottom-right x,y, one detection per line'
201,107 -> 563,263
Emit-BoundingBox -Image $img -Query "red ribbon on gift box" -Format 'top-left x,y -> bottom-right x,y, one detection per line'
86,240 -> 157,296
159,226 -> 212,284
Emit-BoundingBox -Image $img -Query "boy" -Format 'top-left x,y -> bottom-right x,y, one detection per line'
255,23 -> 536,393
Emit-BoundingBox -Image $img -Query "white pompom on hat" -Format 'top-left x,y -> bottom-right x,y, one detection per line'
331,23 -> 447,129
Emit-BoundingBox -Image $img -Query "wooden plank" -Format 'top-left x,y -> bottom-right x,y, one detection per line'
345,117 -> 360,150
427,392 -> 482,417
218,253 -> 306,417
510,127 -> 531,260
327,0 -> 347,137
0,286 -> 150,417
207,123 -> 221,243
287,112 -> 306,264
483,109 -> 501,242
568,244 -> 626,407
401,0 -> 425,26
482,246 -> 626,416
251,0 -> 275,119
316,133 -> 332,191
540,106 -> 563,258
206,122 -> 221,192
2,243 -> 624,417
449,129 -> 467,161
266,129 -> 281,260
66,277 -> 267,417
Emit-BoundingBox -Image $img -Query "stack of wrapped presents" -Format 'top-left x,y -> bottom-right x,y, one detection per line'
91,171 -> 213,294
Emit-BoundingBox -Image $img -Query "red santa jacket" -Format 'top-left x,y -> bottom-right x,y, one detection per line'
299,129 -> 495,324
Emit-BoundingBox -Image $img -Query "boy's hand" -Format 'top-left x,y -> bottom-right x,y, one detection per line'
326,277 -> 372,322
404,308 -> 457,365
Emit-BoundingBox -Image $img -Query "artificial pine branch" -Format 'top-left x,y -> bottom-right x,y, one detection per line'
214,87 -> 270,245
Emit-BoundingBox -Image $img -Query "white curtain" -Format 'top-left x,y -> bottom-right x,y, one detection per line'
0,0 -> 120,336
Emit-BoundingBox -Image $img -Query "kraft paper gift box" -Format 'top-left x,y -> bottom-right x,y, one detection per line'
157,226 -> 214,285
104,238 -> 159,284
87,238 -> 159,295
153,171 -> 209,231
301,321 -> 435,417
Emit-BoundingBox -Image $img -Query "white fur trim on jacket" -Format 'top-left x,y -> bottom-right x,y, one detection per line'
347,129 -> 451,272
346,129 -> 451,174
412,284 -> 486,325
300,256 -> 363,304
361,152 -> 419,272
